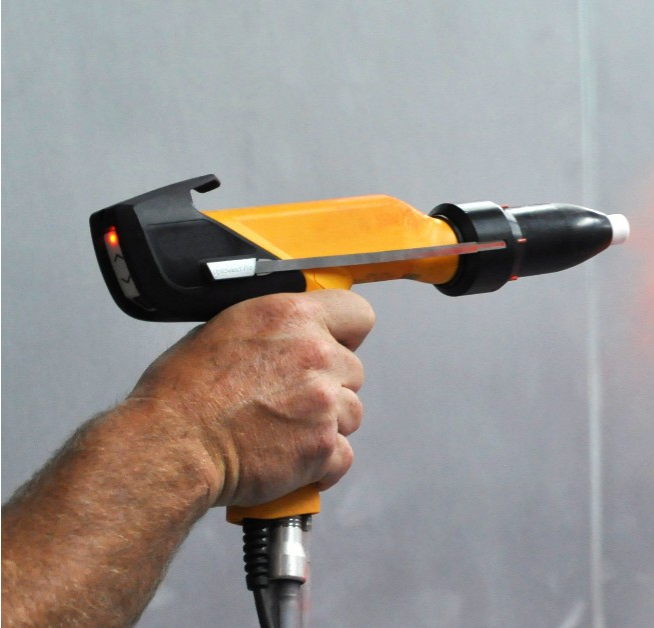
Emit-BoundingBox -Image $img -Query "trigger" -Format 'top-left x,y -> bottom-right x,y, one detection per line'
304,269 -> 354,290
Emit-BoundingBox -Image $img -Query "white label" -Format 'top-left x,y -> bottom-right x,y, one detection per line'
206,258 -> 257,281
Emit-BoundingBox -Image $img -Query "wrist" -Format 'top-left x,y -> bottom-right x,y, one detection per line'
103,397 -> 225,516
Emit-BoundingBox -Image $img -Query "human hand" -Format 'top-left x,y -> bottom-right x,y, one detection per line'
128,290 -> 375,508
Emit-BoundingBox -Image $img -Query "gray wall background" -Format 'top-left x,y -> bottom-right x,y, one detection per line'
3,2 -> 653,626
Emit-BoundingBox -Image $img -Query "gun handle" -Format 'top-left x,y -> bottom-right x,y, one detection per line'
226,485 -> 321,524
225,270 -> 353,525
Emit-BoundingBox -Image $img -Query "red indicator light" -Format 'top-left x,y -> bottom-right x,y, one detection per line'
106,228 -> 119,247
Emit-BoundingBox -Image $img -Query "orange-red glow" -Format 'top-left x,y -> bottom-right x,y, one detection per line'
106,228 -> 119,247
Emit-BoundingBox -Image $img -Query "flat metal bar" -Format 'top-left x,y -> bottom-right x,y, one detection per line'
254,240 -> 506,275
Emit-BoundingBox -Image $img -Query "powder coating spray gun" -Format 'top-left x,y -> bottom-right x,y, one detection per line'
90,174 -> 629,628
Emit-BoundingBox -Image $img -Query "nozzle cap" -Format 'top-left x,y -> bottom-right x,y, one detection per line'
608,214 -> 630,245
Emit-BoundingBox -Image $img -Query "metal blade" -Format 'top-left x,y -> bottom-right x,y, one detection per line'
204,240 -> 506,282
254,240 -> 506,274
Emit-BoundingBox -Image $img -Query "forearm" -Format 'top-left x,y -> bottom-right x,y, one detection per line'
1,398 -> 219,627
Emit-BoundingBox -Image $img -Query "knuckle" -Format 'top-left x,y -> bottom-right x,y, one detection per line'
358,297 -> 376,330
249,294 -> 324,333
339,440 -> 354,472
286,294 -> 323,320
295,336 -> 336,371
312,425 -> 338,460
344,291 -> 376,330
348,395 -> 364,427
272,293 -> 320,321
307,378 -> 340,413
253,293 -> 298,322
337,393 -> 363,437
317,439 -> 354,490
347,354 -> 365,390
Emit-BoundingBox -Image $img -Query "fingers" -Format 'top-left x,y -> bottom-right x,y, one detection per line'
336,387 -> 363,437
312,387 -> 361,491
201,290 -> 374,355
282,291 -> 370,493
315,435 -> 354,491
325,342 -> 364,394
304,290 -> 376,350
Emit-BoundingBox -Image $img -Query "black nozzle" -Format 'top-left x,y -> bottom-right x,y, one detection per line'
430,201 -> 619,296
505,203 -> 613,276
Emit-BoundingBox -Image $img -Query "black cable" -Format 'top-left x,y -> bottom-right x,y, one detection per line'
252,588 -> 274,628
242,519 -> 274,628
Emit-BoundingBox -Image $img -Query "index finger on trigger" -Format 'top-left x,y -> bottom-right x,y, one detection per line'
305,290 -> 376,351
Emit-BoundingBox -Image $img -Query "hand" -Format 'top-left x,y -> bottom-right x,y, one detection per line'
128,290 -> 375,508
0,290 -> 374,627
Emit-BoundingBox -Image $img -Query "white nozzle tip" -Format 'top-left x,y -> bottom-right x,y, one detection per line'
608,214 -> 630,245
